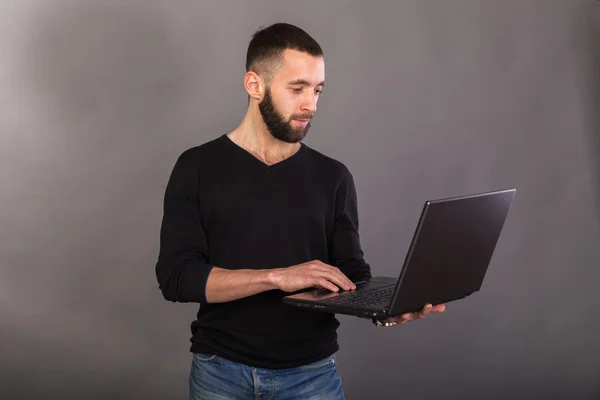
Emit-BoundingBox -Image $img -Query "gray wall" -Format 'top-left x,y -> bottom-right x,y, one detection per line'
1,1 -> 599,399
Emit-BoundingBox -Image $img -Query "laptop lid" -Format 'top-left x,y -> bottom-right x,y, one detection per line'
387,188 -> 516,316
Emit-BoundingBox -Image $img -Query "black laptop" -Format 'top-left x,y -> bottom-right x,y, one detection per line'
283,188 -> 516,320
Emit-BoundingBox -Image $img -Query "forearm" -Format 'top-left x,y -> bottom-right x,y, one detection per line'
205,267 -> 280,303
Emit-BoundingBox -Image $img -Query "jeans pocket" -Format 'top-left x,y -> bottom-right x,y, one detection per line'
193,352 -> 217,362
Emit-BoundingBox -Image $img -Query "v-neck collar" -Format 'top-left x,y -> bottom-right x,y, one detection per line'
221,134 -> 307,170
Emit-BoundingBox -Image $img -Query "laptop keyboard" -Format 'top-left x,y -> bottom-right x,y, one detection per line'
321,285 -> 395,308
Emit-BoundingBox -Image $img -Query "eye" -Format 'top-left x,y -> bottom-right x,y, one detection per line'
291,87 -> 303,93
315,88 -> 323,95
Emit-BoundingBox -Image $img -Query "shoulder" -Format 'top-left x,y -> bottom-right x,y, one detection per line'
173,135 -> 227,168
303,144 -> 353,181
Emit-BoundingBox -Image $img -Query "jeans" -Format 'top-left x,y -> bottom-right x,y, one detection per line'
189,352 -> 345,400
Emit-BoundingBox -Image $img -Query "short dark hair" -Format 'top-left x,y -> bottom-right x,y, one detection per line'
245,23 -> 323,82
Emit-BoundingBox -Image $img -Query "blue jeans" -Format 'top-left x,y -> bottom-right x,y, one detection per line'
189,352 -> 345,400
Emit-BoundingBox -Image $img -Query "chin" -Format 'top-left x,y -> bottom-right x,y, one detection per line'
270,125 -> 310,144
289,131 -> 308,143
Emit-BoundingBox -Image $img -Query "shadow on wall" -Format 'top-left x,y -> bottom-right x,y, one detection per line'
582,5 -> 600,229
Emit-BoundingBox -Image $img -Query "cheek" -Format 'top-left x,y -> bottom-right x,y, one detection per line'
277,98 -> 297,119
271,88 -> 301,117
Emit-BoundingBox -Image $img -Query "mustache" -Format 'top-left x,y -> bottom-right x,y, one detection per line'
289,113 -> 313,121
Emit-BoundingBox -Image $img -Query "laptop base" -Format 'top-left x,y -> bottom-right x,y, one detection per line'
283,277 -> 395,319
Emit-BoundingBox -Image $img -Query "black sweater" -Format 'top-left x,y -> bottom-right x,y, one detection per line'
155,134 -> 371,369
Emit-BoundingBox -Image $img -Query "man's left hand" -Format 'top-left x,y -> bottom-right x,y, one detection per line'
383,303 -> 446,326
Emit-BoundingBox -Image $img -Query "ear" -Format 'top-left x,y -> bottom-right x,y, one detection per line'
244,71 -> 264,101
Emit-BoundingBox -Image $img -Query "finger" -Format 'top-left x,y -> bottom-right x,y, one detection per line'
419,304 -> 433,318
400,313 -> 416,322
331,270 -> 355,290
313,269 -> 354,291
316,278 -> 340,292
317,271 -> 350,290
391,305 -> 434,324
324,270 -> 355,290
431,304 -> 446,313
313,262 -> 356,289
385,316 -> 406,325
335,270 -> 356,290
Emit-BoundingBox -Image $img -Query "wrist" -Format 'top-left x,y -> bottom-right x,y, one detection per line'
263,268 -> 282,290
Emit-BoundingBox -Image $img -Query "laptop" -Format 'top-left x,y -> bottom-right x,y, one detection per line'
283,188 -> 516,321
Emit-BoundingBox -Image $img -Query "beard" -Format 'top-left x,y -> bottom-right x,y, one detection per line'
258,88 -> 312,143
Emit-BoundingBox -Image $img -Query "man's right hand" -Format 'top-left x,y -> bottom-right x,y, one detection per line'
269,260 -> 357,293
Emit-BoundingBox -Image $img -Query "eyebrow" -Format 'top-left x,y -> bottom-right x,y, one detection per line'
288,79 -> 325,87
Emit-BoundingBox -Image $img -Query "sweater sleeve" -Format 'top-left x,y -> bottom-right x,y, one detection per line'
155,150 -> 214,303
329,166 -> 372,283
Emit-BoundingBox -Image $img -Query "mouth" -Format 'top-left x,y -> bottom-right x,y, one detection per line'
292,119 -> 310,127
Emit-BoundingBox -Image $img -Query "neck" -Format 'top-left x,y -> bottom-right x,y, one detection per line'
227,106 -> 301,165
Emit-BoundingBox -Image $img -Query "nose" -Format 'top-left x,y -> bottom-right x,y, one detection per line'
300,92 -> 318,114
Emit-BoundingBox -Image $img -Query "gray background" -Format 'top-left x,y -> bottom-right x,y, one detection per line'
1,0 -> 599,399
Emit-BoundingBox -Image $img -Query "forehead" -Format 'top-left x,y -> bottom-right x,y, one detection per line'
273,49 -> 325,85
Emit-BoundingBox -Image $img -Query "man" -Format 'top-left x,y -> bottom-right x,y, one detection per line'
155,22 -> 445,400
